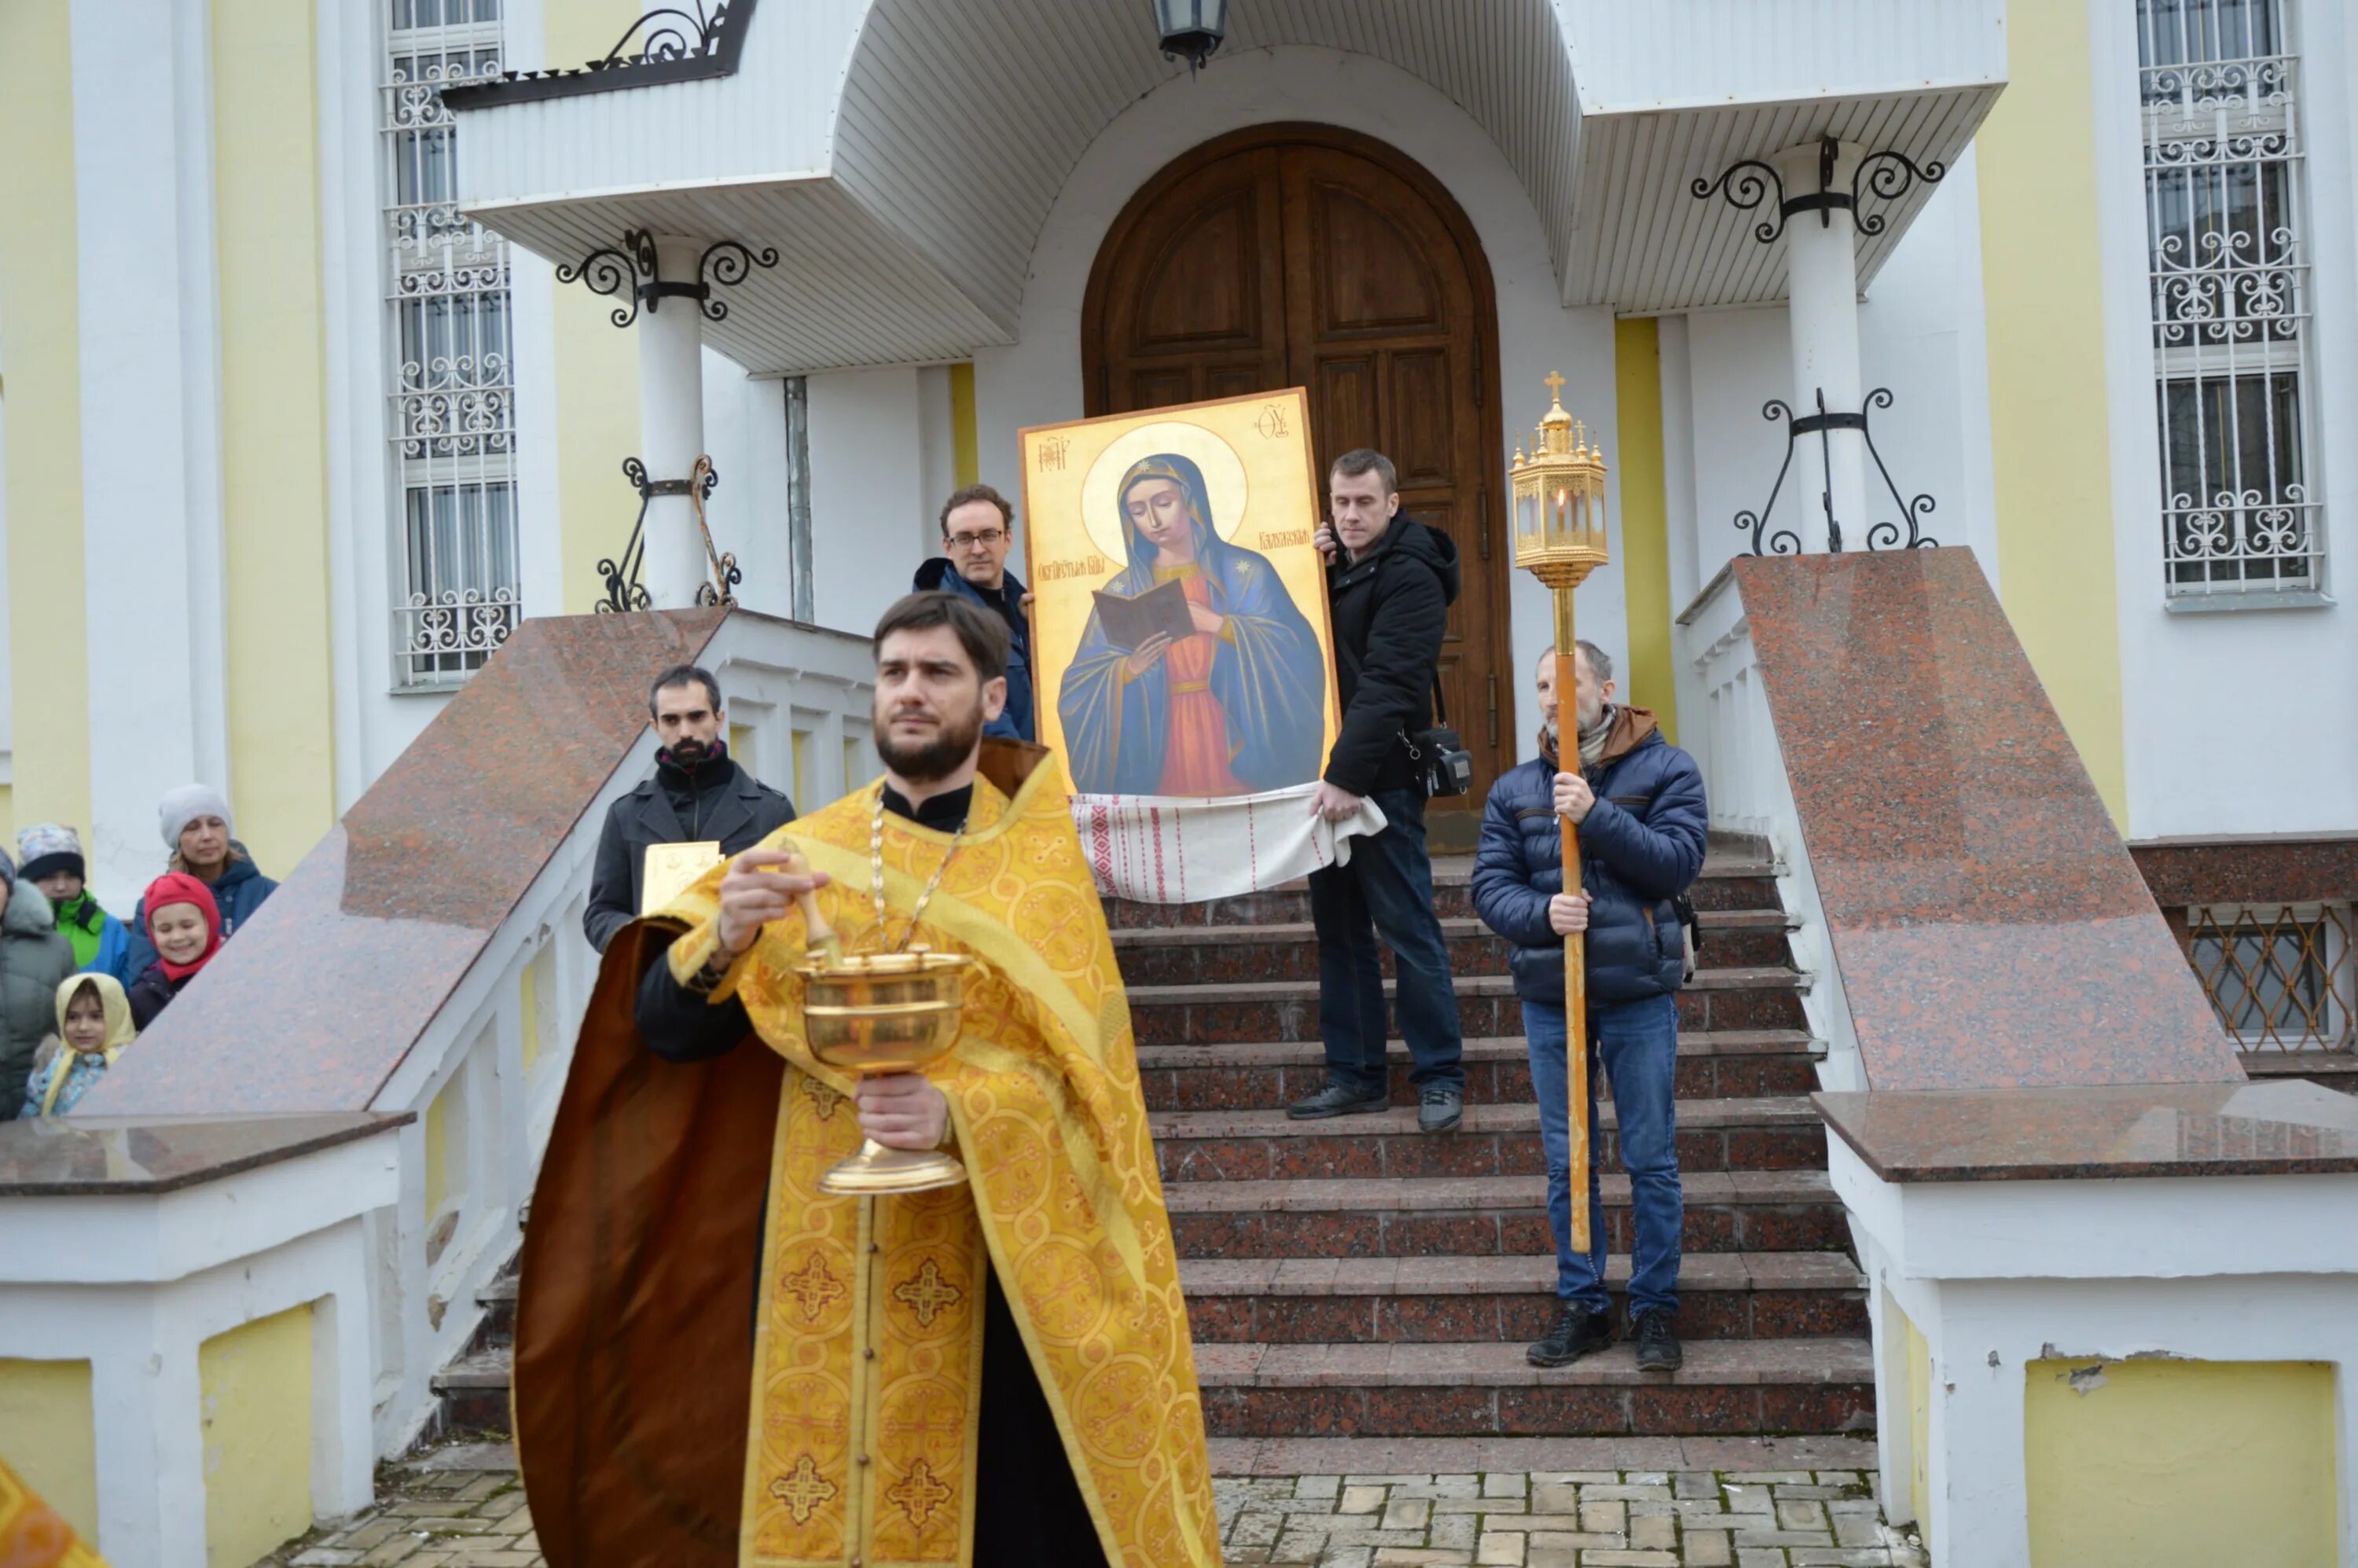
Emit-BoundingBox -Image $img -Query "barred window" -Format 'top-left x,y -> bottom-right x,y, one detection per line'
2138,0 -> 2323,597
2187,902 -> 2353,1050
384,0 -> 520,686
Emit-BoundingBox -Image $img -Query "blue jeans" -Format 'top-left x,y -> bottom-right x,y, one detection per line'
1524,993 -> 1682,1316
1307,788 -> 1465,1094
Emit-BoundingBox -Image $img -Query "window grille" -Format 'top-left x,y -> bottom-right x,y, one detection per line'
384,0 -> 520,686
2187,902 -> 2353,1051
2138,0 -> 2322,597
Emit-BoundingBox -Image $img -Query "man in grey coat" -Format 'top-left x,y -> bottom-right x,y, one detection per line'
0,850 -> 76,1119
582,665 -> 797,953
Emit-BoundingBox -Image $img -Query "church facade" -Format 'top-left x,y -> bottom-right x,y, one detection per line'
2,0 -> 2353,993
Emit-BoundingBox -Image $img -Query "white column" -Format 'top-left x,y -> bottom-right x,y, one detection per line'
637,234 -> 711,609
1772,139 -> 1869,554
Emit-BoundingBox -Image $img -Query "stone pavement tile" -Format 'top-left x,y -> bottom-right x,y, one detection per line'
1429,1513 -> 1478,1550
1719,1484 -> 1777,1514
1531,1482 -> 1580,1515
1482,1472 -> 1527,1498
1578,1500 -> 1625,1535
1726,1472 -> 1817,1485
1831,1515 -> 1885,1548
1582,1553 -> 1678,1567
1629,1512 -> 1677,1550
1675,1472 -> 1719,1500
1776,1500 -> 1829,1530
1684,1532 -> 1734,1567
1298,1475 -> 1344,1500
1369,1551 -> 1469,1566
1734,1551 -> 1791,1568
1585,1484 -> 1673,1501
290,1552 -> 363,1566
1232,1512 -> 1285,1548
1317,1550 -> 1372,1568
1381,1499 -> 1434,1529
1788,1551 -> 1893,1567
1342,1485 -> 1388,1514
1474,1531 -> 1525,1566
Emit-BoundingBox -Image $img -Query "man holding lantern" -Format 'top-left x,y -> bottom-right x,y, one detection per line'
1470,639 -> 1706,1374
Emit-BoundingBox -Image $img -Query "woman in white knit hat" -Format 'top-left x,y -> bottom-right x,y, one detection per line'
121,784 -> 281,980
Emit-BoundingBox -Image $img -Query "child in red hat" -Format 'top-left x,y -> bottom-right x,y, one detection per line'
126,872 -> 222,1030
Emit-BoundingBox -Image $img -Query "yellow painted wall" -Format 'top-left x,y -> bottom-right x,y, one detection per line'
1611,318 -> 1677,742
0,1358 -> 98,1543
2024,1357 -> 2336,1566
547,0 -> 648,615
1901,1309 -> 1930,1532
213,0 -> 340,878
949,362 -> 979,490
424,1075 -> 452,1217
519,944 -> 548,1073
1975,0 -> 2128,824
198,1304 -> 314,1568
0,0 -> 94,844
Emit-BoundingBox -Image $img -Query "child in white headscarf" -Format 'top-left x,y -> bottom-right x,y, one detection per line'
20,974 -> 137,1118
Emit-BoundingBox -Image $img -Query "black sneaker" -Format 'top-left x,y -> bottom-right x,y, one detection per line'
1633,1307 -> 1684,1372
1287,1081 -> 1390,1120
1416,1084 -> 1464,1133
1526,1301 -> 1614,1368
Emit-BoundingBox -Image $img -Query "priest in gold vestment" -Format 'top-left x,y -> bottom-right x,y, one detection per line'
514,591 -> 1221,1568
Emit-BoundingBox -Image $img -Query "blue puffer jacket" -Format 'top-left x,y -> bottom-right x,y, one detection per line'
1471,709 -> 1708,1007
123,848 -> 278,979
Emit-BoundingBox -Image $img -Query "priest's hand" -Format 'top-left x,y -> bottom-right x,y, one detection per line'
716,848 -> 831,960
856,1071 -> 950,1151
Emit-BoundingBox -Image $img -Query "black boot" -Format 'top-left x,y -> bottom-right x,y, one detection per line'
1633,1306 -> 1684,1372
1526,1300 -> 1614,1368
1287,1081 -> 1390,1120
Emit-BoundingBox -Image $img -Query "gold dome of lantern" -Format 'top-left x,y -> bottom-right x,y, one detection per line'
1510,372 -> 1611,591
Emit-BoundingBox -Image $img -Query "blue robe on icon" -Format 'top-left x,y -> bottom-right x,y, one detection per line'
1058,454 -> 1328,796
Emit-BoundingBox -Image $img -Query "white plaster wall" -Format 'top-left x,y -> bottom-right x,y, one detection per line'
969,44 -> 1620,769
701,352 -> 795,623
2089,0 -> 2358,841
804,365 -> 931,637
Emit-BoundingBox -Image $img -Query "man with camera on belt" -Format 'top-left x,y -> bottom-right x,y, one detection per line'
1293,448 -> 1468,1133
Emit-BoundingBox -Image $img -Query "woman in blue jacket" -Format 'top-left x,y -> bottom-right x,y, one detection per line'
123,785 -> 279,978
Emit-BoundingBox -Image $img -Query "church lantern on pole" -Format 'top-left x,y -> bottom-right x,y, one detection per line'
1509,373 -> 1609,1251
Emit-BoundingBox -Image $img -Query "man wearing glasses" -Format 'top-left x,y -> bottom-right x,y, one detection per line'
913,483 -> 1035,741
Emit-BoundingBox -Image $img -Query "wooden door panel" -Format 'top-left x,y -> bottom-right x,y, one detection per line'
1086,126 -> 1515,845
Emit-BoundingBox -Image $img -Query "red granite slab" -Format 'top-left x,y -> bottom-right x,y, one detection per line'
1816,1078 -> 2358,1181
1731,550 -> 2242,1090
77,609 -> 728,1115
0,1112 -> 410,1195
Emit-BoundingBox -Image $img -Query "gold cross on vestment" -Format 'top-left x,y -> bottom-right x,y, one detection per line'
784,1251 -> 848,1323
769,1455 -> 839,1525
887,1457 -> 954,1529
891,1258 -> 964,1327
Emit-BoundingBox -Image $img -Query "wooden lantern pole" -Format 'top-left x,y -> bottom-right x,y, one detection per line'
1511,373 -> 1609,1254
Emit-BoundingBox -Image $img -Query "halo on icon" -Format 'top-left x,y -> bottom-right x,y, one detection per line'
1078,421 -> 1251,564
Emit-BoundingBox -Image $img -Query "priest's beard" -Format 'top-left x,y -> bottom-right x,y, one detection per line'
875,694 -> 986,785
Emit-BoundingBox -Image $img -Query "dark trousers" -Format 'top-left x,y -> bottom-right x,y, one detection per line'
1307,787 -> 1466,1094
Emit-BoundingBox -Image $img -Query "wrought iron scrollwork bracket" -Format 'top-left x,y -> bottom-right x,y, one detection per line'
597,454 -> 742,611
1734,387 -> 1939,557
556,228 -> 780,329
1693,137 -> 1947,246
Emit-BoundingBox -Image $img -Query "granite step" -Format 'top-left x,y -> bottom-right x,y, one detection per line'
1149,1098 -> 1827,1181
472,1250 -> 1868,1351
1110,910 -> 1796,986
1136,1030 -> 1825,1111
1104,855 -> 1783,928
1125,966 -> 1810,1046
1163,1170 -> 1847,1260
1193,1337 -> 1875,1438
1179,1251 -> 1868,1344
432,1331 -> 1875,1441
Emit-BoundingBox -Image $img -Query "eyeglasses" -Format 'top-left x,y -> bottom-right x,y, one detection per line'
947,529 -> 1006,550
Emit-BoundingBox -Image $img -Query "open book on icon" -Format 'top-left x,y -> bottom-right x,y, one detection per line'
1091,578 -> 1197,652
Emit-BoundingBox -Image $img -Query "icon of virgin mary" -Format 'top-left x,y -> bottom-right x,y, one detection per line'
1058,453 -> 1328,797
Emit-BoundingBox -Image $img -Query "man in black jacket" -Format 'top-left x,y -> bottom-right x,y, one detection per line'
582,664 -> 796,953
1292,449 -> 1467,1133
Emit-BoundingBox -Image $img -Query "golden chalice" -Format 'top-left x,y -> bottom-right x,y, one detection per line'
797,945 -> 977,1195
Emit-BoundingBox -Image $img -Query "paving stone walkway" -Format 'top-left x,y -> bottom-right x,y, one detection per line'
258,1444 -> 1925,1567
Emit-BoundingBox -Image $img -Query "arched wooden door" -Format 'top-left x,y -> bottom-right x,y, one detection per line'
1083,124 -> 1515,849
